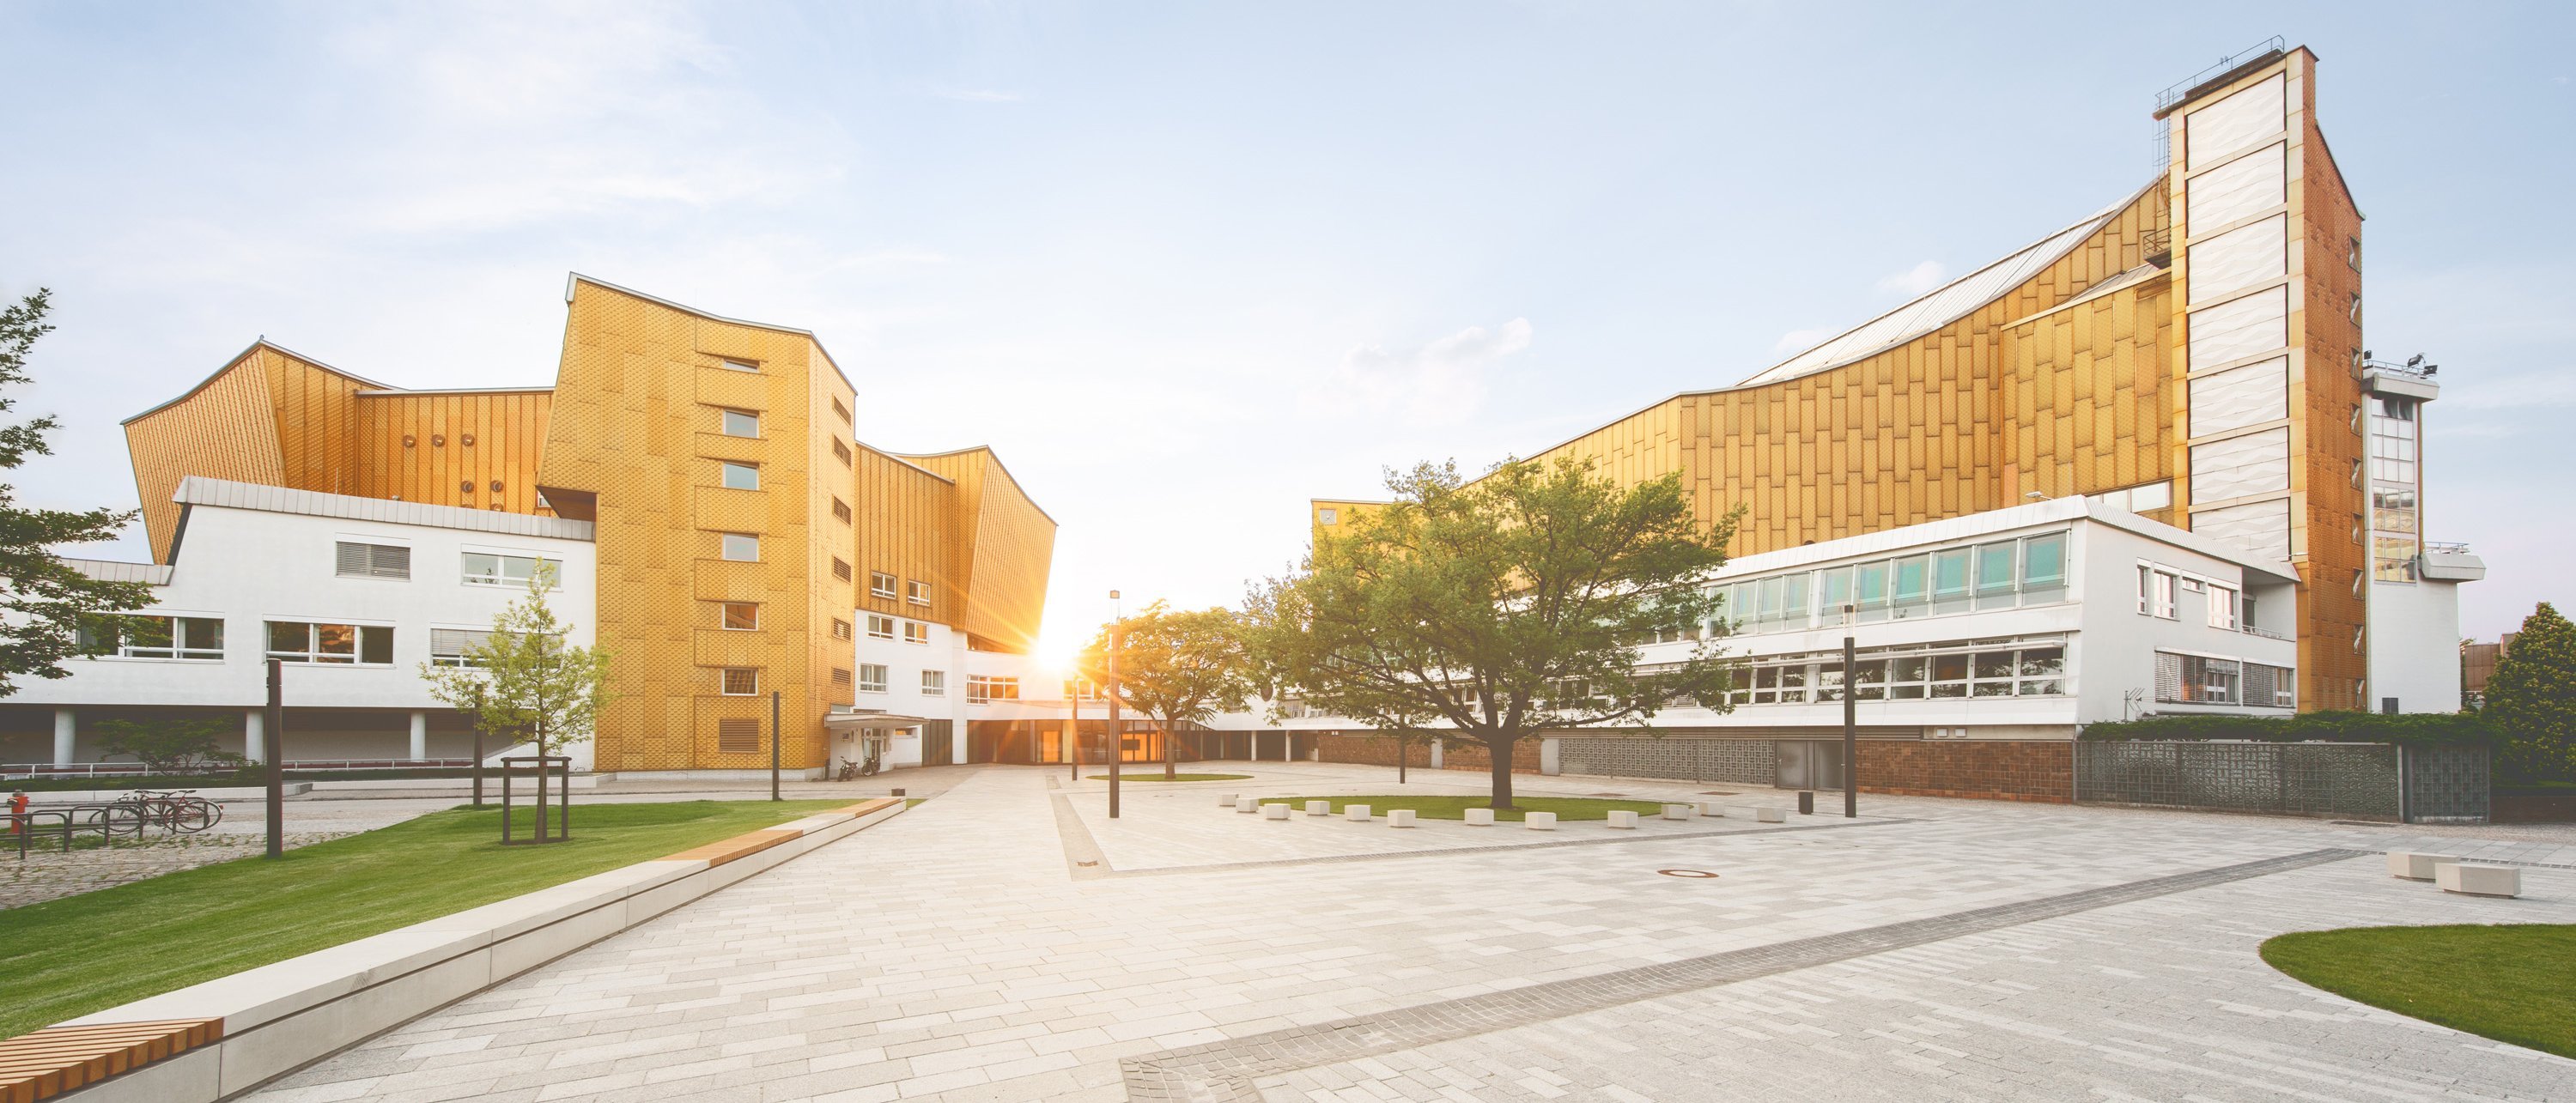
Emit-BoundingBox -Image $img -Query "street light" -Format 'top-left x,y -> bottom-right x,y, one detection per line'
1107,589 -> 1122,820
1842,602 -> 1857,819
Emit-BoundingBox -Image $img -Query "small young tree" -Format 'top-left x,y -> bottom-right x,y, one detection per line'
93,717 -> 245,775
1247,458 -> 1737,810
1082,602 -> 1255,779
418,567 -> 611,760
0,289 -> 153,694
2486,602 -> 2576,784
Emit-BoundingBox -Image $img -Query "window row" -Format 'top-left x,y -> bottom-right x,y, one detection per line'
2154,651 -> 2296,707
2135,564 -> 2257,631
717,666 -> 943,697
92,616 -> 537,668
861,613 -> 933,644
1709,533 -> 2067,637
866,571 -> 933,606
1722,645 -> 2066,706
335,542 -> 562,588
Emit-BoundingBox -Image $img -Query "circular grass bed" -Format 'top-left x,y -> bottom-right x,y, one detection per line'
1086,773 -> 1254,782
2261,924 -> 2576,1059
1269,795 -> 1665,821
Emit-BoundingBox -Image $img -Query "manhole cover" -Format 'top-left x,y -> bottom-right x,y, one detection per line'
1657,869 -> 1720,879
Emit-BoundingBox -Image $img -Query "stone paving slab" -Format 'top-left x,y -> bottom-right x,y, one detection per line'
241,765 -> 2576,1103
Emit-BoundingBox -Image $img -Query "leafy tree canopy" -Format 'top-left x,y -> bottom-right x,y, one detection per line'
1079,601 -> 1255,778
1247,458 -> 1738,808
2488,602 -> 2576,783
418,567 -> 612,758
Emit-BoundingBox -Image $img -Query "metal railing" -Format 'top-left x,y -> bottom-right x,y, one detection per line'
2151,37 -> 2288,116
2425,541 -> 2472,555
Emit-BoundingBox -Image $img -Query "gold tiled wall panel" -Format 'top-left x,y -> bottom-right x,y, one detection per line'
850,445 -> 956,627
1999,278 -> 2175,500
261,346 -> 368,496
125,348 -> 286,563
960,455 -> 1055,652
351,391 -> 554,513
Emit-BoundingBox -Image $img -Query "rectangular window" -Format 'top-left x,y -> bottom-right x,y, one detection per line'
2373,536 -> 2420,582
833,558 -> 854,582
2020,534 -> 2067,603
1891,555 -> 1930,616
1816,567 -> 1852,621
720,533 -> 759,561
95,615 -> 225,660
720,359 -> 759,373
906,579 -> 931,606
1971,542 -> 2016,608
867,614 -> 895,640
1780,573 -> 1810,631
720,461 -> 759,490
831,397 -> 850,421
2018,647 -> 2064,696
832,438 -> 851,465
721,602 -> 758,631
1971,651 -> 2016,697
857,664 -> 887,693
870,571 -> 896,598
2137,566 -> 2177,618
902,621 -> 929,645
1886,656 -> 1928,699
967,675 -> 1018,703
717,717 -> 760,754
2154,653 -> 2243,704
335,542 -> 410,579
2206,586 -> 2239,630
922,670 -> 946,696
832,497 -> 852,523
720,409 -> 759,438
831,666 -> 853,687
1929,652 -> 1970,698
429,627 -> 494,668
2369,396 -> 2418,484
1930,548 -> 1971,614
831,617 -> 852,640
265,621 -> 393,665
720,667 -> 760,695
1854,561 -> 1889,622
462,552 -> 558,588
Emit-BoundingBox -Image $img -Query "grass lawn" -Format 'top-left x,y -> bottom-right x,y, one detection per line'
1269,795 -> 1666,821
1086,773 -> 1253,782
0,798 -> 852,1039
2261,924 -> 2576,1059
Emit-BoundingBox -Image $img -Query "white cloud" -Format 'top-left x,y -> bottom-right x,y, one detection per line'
1321,318 -> 1534,425
1876,259 -> 1948,296
1772,327 -> 1836,354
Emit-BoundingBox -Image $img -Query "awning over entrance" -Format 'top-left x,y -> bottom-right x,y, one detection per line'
823,711 -> 936,734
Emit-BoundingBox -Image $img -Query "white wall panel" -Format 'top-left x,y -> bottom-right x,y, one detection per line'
2185,143 -> 2286,233
2184,73 -> 2286,170
2189,357 -> 2288,437
2190,427 -> 2291,504
2186,215 -> 2288,304
2187,286 -> 2288,367
2192,499 -> 2293,563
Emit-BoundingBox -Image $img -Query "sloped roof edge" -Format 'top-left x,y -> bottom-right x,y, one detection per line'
121,339 -> 392,426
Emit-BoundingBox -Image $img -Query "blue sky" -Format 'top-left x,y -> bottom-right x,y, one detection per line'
1,1 -> 2567,647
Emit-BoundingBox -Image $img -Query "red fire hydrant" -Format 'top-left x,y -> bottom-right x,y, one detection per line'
7,791 -> 26,835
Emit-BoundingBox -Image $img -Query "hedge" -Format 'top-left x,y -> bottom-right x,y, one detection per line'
2078,711 -> 2494,746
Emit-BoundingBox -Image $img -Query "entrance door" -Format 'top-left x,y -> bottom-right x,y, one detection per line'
1775,740 -> 1844,791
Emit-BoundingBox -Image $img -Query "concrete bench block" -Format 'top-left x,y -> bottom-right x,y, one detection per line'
1388,809 -> 1417,827
1306,800 -> 1332,816
1662,803 -> 1694,821
1236,796 -> 1260,813
1261,803 -> 1291,820
1219,793 -> 1238,807
2435,863 -> 2521,898
2387,851 -> 2463,881
1344,804 -> 1371,821
1607,810 -> 1639,829
1753,807 -> 1786,823
1525,811 -> 1558,830
1464,808 -> 1496,827
1695,801 -> 1728,817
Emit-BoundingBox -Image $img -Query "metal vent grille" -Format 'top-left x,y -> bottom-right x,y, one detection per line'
717,718 -> 760,755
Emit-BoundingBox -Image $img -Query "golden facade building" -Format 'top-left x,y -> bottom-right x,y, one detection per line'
1316,45 -> 2398,712
117,276 -> 1055,773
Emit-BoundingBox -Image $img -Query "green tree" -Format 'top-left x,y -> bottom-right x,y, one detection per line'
93,717 -> 246,775
1082,602 -> 1255,779
0,289 -> 152,694
2487,602 -> 2576,784
417,567 -> 611,760
1246,458 -> 1738,810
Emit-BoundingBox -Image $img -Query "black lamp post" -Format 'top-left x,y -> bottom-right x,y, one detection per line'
1106,589 -> 1122,820
1842,602 -> 1857,819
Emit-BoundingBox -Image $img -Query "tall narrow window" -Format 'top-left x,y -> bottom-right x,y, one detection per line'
832,497 -> 852,523
2206,586 -> 2239,630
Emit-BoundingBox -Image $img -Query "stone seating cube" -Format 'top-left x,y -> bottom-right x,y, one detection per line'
2386,851 -> 2463,881
1464,808 -> 1496,827
1753,807 -> 1787,823
1388,809 -> 1417,827
1345,804 -> 1371,821
1695,801 -> 1728,816
1525,811 -> 1558,830
1662,803 -> 1694,821
1236,796 -> 1260,813
1607,810 -> 1639,828
1306,800 -> 1332,816
1261,803 -> 1291,820
1219,793 -> 1238,806
2435,863 -> 2521,898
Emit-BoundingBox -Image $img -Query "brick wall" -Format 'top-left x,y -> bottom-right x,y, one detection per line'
1438,736 -> 1541,776
1314,734 -> 1431,769
1858,740 -> 2072,803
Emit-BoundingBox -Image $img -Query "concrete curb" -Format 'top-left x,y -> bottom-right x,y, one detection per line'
18,798 -> 907,1103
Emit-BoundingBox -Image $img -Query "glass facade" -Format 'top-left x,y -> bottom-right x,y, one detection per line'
1709,531 -> 2067,636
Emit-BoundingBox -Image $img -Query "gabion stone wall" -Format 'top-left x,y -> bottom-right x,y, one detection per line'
1557,737 -> 1775,785
2403,744 -> 2490,822
2076,741 -> 2400,820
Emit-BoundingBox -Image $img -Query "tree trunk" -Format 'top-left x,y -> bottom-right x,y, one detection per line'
1486,736 -> 1515,810
1163,721 -> 1176,779
1398,736 -> 1408,785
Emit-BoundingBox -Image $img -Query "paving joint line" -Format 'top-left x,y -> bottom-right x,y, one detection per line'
1118,846 -> 2371,1101
1097,815 -> 1911,877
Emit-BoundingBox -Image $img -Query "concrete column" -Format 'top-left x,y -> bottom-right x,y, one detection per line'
1540,736 -> 1562,776
1428,739 -> 1443,770
52,709 -> 76,767
244,709 -> 266,764
409,710 -> 428,761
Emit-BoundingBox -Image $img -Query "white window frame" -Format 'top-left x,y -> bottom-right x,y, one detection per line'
902,621 -> 929,645
264,620 -> 396,665
720,532 -> 759,562
429,627 -> 495,668
95,614 -> 226,661
869,571 -> 897,599
720,667 -> 760,695
719,359 -> 760,373
866,614 -> 895,640
857,664 -> 889,694
720,409 -> 760,437
461,550 -> 560,588
905,579 -> 931,606
720,461 -> 759,491
2206,585 -> 2239,630
921,670 -> 946,696
720,602 -> 759,631
335,541 -> 411,580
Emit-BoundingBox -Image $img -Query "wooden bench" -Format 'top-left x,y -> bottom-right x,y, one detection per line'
662,828 -> 803,869
0,1018 -> 221,1103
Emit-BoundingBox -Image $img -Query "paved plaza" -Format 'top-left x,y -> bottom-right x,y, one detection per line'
241,763 -> 2573,1102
